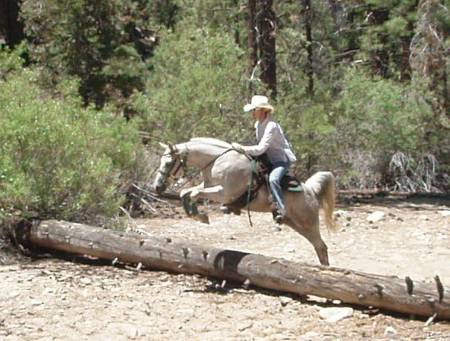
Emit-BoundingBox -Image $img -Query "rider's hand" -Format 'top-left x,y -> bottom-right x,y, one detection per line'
231,142 -> 245,153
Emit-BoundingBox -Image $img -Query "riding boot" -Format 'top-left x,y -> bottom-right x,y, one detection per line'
220,204 -> 242,216
273,208 -> 286,224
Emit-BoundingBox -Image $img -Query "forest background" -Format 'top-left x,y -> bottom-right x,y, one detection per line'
0,0 -> 448,230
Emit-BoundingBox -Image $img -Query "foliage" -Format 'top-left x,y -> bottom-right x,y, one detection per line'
0,43 -> 25,77
132,26 -> 250,144
0,51 -> 144,227
1,0 -> 448,194
20,0 -> 165,110
330,69 -> 436,187
389,152 -> 440,192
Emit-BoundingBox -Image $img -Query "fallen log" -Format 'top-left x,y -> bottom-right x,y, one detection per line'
337,190 -> 450,201
24,220 -> 450,319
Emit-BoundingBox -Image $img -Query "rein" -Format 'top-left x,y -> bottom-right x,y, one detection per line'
172,147 -> 237,189
160,145 -> 256,227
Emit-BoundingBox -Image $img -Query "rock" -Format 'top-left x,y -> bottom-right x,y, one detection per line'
237,322 -> 253,331
299,331 -> 319,340
334,210 -> 346,218
367,211 -> 385,223
30,299 -> 43,306
279,296 -> 293,307
439,210 -> 450,218
307,295 -> 327,303
384,326 -> 397,336
80,277 -> 92,285
319,307 -> 353,322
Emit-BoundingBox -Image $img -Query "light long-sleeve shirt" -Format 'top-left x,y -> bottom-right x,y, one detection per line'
242,118 -> 297,164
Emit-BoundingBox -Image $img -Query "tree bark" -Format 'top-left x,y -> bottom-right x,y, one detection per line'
24,220 -> 450,319
247,0 -> 258,71
0,0 -> 24,47
256,0 -> 277,98
367,7 -> 390,78
300,0 -> 314,97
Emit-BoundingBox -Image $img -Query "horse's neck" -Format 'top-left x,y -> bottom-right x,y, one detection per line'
177,141 -> 228,169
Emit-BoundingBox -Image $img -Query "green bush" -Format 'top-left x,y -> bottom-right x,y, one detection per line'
331,69 -> 435,187
132,27 -> 250,144
0,51 -> 144,226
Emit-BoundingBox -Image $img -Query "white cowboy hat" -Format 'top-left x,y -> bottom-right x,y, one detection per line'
243,95 -> 274,113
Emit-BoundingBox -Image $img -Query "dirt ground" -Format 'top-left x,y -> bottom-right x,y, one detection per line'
1,197 -> 450,340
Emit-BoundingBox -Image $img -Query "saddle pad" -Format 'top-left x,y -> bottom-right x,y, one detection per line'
281,174 -> 303,192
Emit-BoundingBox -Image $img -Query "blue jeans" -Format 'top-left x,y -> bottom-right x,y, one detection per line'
269,161 -> 289,214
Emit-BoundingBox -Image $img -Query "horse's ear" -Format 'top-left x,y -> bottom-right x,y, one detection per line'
159,142 -> 177,153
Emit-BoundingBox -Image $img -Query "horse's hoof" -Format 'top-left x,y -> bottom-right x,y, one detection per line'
220,205 -> 231,214
195,213 -> 210,224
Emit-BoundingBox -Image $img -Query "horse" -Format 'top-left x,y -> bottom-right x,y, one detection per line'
152,137 -> 337,266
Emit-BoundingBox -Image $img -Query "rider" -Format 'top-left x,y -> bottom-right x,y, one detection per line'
232,95 -> 296,223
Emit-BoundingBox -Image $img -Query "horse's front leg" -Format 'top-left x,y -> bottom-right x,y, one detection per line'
188,185 -> 226,223
190,185 -> 225,203
179,183 -> 210,224
180,182 -> 204,199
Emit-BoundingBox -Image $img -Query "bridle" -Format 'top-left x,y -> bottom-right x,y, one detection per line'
158,149 -> 188,181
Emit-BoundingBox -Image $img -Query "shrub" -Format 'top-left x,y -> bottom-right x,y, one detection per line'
132,27 -> 250,145
331,69 -> 436,187
0,51 -> 144,227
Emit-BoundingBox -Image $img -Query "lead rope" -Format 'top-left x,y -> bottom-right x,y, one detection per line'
246,159 -> 257,227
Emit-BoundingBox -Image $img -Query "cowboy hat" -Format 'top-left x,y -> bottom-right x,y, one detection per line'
243,95 -> 274,113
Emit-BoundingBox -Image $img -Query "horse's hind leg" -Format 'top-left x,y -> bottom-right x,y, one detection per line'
287,217 -> 330,266
308,231 -> 329,266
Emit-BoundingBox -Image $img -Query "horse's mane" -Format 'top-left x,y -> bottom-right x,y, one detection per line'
189,137 -> 231,149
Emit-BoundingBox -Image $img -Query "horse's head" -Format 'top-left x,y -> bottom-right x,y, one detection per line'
152,142 -> 186,194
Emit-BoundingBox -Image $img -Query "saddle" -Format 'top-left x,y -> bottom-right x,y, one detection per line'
256,153 -> 303,192
222,155 -> 302,214
280,172 -> 303,192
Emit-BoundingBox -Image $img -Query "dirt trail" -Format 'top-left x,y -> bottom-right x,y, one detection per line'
1,199 -> 449,340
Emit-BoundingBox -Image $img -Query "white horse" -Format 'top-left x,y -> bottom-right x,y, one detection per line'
152,137 -> 337,265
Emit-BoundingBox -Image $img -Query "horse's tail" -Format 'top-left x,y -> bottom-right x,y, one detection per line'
304,171 -> 337,231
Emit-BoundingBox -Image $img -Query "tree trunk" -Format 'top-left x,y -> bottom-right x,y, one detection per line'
24,220 -> 450,319
301,0 -> 314,97
0,0 -> 24,47
367,7 -> 390,78
247,0 -> 258,89
327,0 -> 343,60
256,0 -> 277,98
